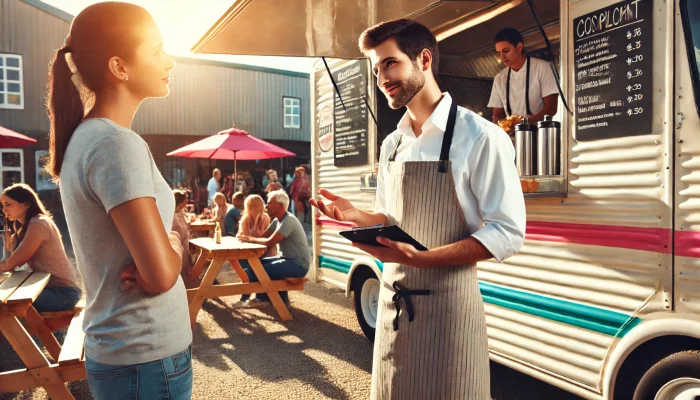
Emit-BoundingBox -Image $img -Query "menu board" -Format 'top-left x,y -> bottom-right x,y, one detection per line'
573,0 -> 653,141
333,60 -> 369,167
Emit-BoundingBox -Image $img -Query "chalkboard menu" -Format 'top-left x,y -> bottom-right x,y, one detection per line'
573,0 -> 653,141
333,60 -> 369,167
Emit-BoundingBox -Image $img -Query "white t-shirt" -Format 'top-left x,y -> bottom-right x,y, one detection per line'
488,57 -> 559,117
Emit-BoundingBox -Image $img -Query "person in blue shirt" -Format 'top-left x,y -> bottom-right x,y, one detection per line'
224,192 -> 245,236
207,168 -> 221,208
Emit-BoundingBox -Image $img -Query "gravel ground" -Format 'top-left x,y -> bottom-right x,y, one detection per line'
1,273 -> 583,400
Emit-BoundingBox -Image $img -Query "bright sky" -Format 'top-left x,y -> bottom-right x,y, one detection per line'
42,0 -> 316,73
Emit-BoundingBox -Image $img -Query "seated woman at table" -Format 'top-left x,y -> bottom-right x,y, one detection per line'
237,195 -> 277,257
238,194 -> 277,262
209,192 -> 229,228
0,184 -> 81,312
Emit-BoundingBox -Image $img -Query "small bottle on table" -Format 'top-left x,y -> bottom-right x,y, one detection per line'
214,222 -> 222,244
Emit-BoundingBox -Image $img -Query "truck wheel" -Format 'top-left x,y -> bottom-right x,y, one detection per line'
352,268 -> 379,342
633,350 -> 700,400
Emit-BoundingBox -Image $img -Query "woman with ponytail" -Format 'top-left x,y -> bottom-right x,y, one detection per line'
47,3 -> 192,399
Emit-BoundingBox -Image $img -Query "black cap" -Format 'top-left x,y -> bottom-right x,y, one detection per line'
515,117 -> 536,132
537,115 -> 560,129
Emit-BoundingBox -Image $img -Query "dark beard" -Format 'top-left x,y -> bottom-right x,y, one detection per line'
386,65 -> 425,110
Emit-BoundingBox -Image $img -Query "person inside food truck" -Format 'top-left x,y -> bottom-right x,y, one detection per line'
312,19 -> 525,400
488,27 -> 559,133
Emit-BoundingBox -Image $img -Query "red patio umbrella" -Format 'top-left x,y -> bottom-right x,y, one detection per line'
167,126 -> 296,188
0,125 -> 37,148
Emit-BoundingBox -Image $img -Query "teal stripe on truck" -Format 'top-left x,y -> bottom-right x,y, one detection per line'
319,255 -> 641,337
479,282 -> 641,337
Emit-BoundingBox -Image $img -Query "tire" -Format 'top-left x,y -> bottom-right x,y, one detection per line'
351,268 -> 380,342
632,350 -> 700,400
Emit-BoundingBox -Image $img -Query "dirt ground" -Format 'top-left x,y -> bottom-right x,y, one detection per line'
1,268 -> 583,400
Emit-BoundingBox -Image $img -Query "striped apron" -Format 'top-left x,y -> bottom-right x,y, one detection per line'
370,102 -> 491,400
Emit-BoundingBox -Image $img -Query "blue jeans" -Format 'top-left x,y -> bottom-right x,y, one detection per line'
85,346 -> 193,400
33,286 -> 82,313
239,257 -> 308,303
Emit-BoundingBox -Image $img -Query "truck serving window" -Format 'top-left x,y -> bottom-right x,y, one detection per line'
681,0 -> 700,117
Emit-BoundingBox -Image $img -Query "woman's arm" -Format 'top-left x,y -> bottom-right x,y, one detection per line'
110,198 -> 182,294
1,221 -> 46,272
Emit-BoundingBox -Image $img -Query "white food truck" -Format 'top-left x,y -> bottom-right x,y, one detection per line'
194,0 -> 700,398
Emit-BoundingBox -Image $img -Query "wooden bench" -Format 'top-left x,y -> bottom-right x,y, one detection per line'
0,271 -> 87,399
57,309 -> 86,367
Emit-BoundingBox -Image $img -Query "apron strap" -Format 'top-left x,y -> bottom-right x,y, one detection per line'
388,134 -> 403,162
506,56 -> 532,117
391,281 -> 430,331
438,101 -> 458,173
388,97 -> 457,171
525,56 -> 532,116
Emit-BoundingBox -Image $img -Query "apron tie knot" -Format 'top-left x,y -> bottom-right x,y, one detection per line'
391,281 -> 430,331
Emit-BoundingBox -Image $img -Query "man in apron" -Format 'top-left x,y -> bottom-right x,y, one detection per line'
488,28 -> 559,126
311,19 -> 526,400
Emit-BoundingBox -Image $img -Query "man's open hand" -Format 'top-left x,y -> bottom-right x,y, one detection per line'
310,189 -> 360,222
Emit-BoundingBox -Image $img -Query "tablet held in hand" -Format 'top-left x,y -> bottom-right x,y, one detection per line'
339,225 -> 428,251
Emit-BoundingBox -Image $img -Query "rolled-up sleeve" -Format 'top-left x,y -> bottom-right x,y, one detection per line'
468,130 -> 526,262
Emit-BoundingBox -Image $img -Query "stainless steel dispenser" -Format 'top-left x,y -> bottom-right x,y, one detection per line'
536,115 -> 561,176
515,118 -> 536,176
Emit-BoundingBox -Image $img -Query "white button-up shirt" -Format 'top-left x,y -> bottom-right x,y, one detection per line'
375,93 -> 526,262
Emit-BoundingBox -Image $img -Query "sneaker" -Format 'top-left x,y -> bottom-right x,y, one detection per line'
245,298 -> 270,308
231,300 -> 248,309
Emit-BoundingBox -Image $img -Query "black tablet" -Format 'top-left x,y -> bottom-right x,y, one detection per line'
339,225 -> 428,251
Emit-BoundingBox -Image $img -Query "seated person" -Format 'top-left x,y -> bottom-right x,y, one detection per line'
0,184 -> 82,312
237,195 -> 276,257
224,192 -> 245,236
171,189 -> 192,273
236,190 -> 309,307
209,192 -> 229,228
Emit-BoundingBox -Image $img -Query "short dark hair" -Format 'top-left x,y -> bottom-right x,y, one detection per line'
359,19 -> 439,80
494,28 -> 524,48
173,189 -> 187,205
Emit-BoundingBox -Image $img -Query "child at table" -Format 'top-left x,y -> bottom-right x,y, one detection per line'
209,192 -> 229,228
0,184 -> 81,312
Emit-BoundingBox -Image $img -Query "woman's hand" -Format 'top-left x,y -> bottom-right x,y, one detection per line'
238,235 -> 252,243
3,230 -> 13,252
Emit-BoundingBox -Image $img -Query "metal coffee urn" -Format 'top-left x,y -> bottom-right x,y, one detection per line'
537,115 -> 561,176
515,117 -> 536,176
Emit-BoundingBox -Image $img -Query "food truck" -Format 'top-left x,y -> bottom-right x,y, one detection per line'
194,0 -> 700,398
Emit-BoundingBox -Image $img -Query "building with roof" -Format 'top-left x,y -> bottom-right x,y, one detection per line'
0,0 -> 310,206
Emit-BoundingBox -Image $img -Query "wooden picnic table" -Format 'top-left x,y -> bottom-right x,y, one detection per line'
187,237 -> 306,324
0,271 -> 86,399
188,220 -> 217,239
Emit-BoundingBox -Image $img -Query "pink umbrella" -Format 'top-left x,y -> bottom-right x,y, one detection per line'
0,125 -> 37,148
167,126 -> 296,188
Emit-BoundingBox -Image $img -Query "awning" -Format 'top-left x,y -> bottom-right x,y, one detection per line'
192,0 -> 509,58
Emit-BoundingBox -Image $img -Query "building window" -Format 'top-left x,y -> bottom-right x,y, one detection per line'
0,54 -> 23,109
0,150 -> 23,189
35,150 -> 56,191
284,97 -> 301,129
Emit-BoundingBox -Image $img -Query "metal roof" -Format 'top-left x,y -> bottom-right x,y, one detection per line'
21,0 -> 74,23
